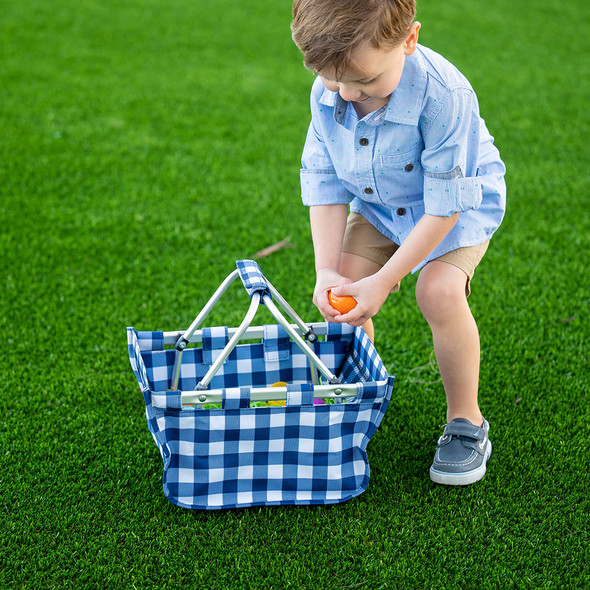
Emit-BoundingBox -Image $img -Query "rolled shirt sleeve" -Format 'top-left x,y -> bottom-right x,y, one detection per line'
421,87 -> 483,217
300,82 -> 354,206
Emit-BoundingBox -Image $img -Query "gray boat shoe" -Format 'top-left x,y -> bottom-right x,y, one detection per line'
430,418 -> 492,486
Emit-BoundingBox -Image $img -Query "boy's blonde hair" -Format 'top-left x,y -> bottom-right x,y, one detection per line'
292,0 -> 416,78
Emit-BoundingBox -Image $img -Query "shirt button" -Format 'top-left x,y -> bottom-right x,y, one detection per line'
405,163 -> 414,172
397,208 -> 406,216
359,137 -> 369,146
364,187 -> 373,195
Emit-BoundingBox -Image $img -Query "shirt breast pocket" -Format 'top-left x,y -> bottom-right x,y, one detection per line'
377,145 -> 423,200
380,144 -> 422,168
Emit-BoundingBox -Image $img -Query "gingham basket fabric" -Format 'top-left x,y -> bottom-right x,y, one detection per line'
127,323 -> 394,510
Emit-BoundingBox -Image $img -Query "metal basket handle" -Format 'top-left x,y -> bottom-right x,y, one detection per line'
169,260 -> 339,391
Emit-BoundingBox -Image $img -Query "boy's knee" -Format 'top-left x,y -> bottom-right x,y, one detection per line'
415,269 -> 466,320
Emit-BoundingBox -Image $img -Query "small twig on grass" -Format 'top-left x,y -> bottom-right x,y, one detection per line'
253,237 -> 294,258
340,580 -> 372,589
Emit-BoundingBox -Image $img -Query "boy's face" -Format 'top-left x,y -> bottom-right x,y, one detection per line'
318,22 -> 420,110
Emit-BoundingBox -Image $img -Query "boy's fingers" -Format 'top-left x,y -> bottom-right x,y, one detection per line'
316,293 -> 339,316
314,297 -> 340,320
330,284 -> 353,297
333,307 -> 366,325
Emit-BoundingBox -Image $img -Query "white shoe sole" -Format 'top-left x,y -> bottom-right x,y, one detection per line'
429,441 -> 492,486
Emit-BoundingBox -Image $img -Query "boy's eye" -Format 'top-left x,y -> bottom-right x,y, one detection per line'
360,79 -> 377,86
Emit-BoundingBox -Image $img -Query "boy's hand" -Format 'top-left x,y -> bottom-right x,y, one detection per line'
328,274 -> 391,327
313,269 -> 354,321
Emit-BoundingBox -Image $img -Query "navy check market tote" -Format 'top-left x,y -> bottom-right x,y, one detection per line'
127,260 -> 394,510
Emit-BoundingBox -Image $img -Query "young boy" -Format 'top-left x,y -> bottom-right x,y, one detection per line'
291,0 -> 506,485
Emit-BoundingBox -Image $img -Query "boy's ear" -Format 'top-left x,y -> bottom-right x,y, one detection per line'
404,21 -> 421,55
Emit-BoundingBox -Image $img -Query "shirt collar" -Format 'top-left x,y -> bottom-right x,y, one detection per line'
318,48 -> 427,127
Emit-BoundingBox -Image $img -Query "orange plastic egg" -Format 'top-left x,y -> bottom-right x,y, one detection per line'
328,290 -> 357,314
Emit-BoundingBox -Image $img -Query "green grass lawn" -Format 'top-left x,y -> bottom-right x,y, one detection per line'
1,0 -> 589,587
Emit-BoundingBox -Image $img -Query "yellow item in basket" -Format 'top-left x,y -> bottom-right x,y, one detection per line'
267,381 -> 287,406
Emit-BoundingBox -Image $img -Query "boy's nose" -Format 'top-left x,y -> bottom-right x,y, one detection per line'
338,84 -> 362,102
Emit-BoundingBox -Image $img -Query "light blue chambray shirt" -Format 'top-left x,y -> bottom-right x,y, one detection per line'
300,44 -> 506,272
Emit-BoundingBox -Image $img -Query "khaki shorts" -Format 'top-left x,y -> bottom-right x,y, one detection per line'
342,212 -> 489,296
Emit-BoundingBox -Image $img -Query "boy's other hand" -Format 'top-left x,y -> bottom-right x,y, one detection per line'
313,269 -> 353,321
329,275 -> 390,327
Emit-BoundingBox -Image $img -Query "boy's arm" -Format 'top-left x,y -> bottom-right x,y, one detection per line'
309,204 -> 352,320
330,212 -> 459,326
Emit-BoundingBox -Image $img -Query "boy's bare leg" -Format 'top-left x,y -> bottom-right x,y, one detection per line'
338,252 -> 381,341
415,260 -> 483,426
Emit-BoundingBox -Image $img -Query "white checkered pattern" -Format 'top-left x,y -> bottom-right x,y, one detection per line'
126,261 -> 394,510
127,323 -> 394,510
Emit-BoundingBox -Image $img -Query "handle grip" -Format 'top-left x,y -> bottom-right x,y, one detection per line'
236,260 -> 272,299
